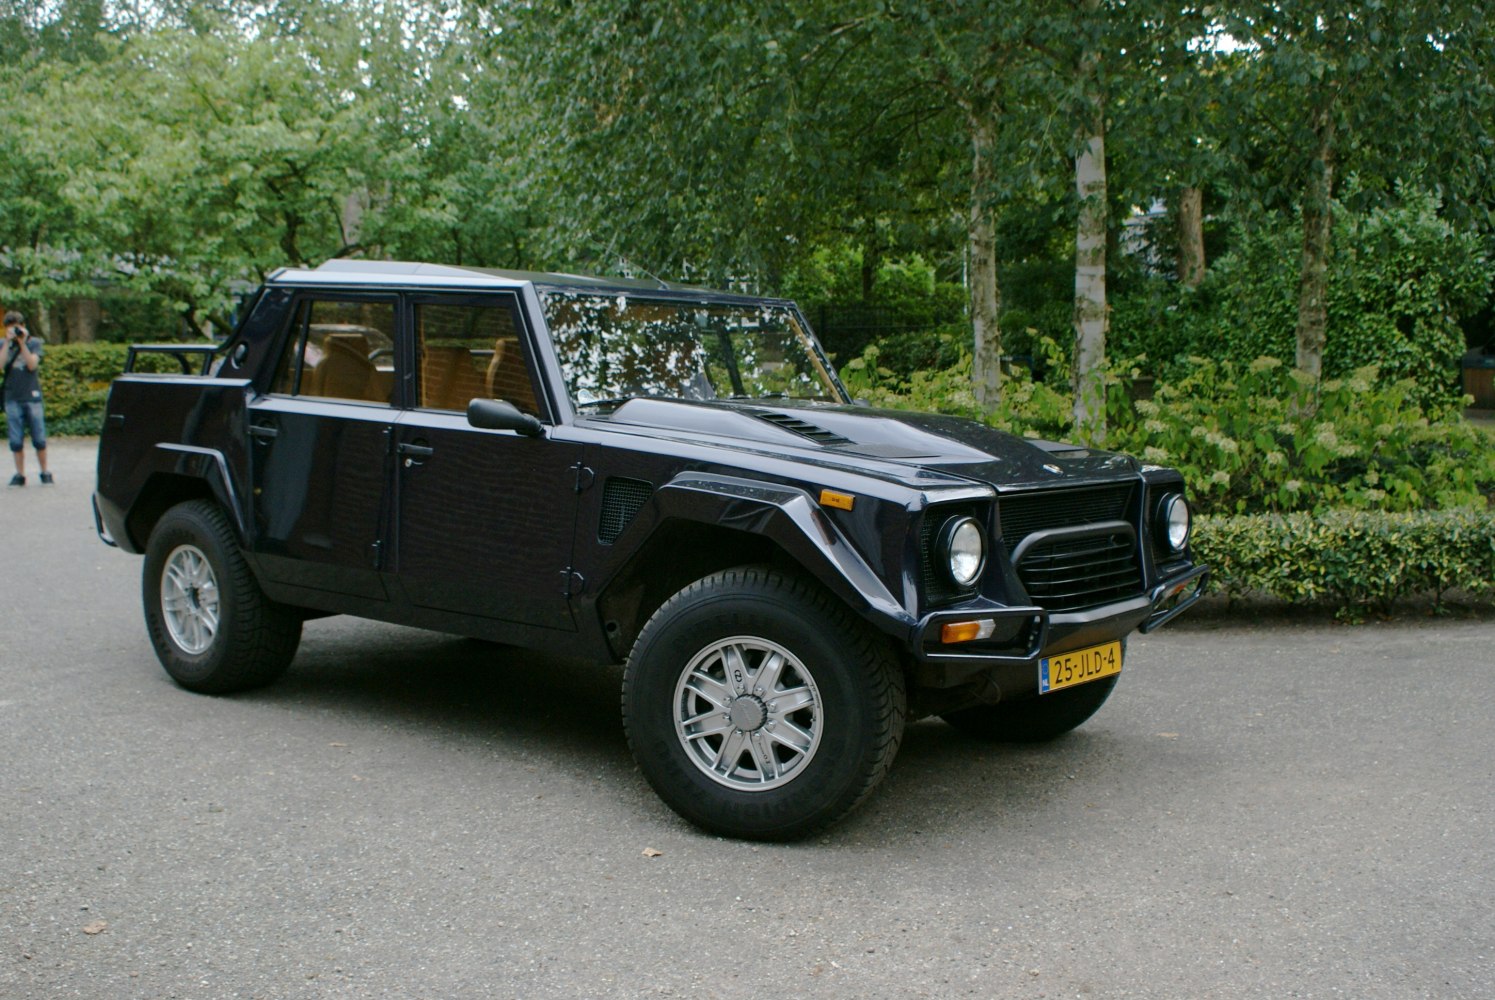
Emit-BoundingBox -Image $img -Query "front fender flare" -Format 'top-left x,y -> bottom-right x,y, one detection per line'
635,472 -> 917,638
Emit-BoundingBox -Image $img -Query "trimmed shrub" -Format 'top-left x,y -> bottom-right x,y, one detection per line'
1195,508 -> 1495,615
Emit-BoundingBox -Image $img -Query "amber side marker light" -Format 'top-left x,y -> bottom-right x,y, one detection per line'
818,489 -> 856,511
941,619 -> 997,644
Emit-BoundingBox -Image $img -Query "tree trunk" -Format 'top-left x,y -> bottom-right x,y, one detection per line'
33,301 -> 56,344
65,298 -> 100,344
968,120 -> 1002,414
1177,185 -> 1205,288
1295,108 -> 1336,379
1071,87 -> 1108,437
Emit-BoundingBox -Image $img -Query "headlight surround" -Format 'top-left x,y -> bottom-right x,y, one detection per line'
1156,493 -> 1191,553
939,515 -> 986,588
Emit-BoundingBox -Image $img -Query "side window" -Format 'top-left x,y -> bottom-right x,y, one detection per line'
269,298 -> 397,405
415,299 -> 540,415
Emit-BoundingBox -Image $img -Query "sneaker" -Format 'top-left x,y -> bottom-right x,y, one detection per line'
7,474 -> 22,487
39,472 -> 53,485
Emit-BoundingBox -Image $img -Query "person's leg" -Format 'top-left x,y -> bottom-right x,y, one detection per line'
6,401 -> 24,483
30,403 -> 49,481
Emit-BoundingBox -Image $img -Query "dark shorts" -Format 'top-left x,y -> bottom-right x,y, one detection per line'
5,399 -> 46,452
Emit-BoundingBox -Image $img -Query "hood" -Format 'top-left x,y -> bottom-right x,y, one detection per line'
592,398 -> 1139,489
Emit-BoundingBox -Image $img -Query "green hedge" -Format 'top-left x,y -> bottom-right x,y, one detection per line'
1195,508 -> 1495,615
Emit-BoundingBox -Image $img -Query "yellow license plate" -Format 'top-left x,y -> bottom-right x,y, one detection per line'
1039,640 -> 1122,694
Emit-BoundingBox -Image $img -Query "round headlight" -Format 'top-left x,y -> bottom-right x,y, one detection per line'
1160,494 -> 1191,553
940,516 -> 986,588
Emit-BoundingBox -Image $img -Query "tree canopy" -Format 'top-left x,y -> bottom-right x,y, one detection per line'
1,0 -> 1490,420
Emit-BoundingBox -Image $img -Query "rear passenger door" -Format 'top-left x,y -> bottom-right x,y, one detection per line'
393,292 -> 583,631
248,293 -> 400,601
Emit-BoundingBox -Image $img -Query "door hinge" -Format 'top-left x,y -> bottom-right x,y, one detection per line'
560,568 -> 586,598
571,462 -> 596,493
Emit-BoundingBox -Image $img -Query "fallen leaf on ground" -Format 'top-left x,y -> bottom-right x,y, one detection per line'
642,848 -> 663,858
82,921 -> 108,935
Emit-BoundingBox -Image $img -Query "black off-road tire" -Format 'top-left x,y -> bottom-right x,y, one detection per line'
622,566 -> 906,841
942,673 -> 1119,743
142,500 -> 301,694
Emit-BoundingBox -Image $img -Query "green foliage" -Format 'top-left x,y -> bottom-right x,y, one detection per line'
845,343 -> 1495,516
840,340 -> 1074,440
1111,191 -> 1493,406
786,245 -> 967,368
0,1 -> 515,333
1109,356 -> 1495,515
1195,508 -> 1495,615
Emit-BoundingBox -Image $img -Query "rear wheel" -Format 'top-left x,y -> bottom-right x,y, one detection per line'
942,672 -> 1119,743
142,500 -> 301,693
623,566 -> 905,840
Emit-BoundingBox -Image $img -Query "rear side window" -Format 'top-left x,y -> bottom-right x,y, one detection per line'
270,298 -> 398,405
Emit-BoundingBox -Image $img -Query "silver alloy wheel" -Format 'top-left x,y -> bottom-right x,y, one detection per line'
160,543 -> 221,656
673,635 -> 823,791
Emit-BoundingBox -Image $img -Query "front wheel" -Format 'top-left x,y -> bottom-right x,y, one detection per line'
142,500 -> 301,693
622,567 -> 905,840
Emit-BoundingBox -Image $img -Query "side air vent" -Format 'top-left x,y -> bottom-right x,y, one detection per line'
753,411 -> 853,446
599,477 -> 653,543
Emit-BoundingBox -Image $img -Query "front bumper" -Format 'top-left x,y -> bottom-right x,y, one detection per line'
907,562 -> 1208,690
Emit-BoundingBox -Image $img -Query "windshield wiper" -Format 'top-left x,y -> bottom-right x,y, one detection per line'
575,396 -> 636,412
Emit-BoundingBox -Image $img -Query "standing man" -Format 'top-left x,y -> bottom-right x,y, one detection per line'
3,311 -> 51,486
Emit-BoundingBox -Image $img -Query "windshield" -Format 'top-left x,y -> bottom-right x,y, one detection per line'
539,291 -> 845,410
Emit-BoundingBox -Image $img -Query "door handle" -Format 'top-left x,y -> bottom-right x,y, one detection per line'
248,424 -> 278,440
398,441 -> 434,467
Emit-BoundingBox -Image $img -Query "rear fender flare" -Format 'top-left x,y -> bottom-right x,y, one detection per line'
143,444 -> 249,547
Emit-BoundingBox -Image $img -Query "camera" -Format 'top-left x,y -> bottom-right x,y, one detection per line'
9,326 -> 25,340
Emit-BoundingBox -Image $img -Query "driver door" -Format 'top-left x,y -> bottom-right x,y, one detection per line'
392,292 -> 582,631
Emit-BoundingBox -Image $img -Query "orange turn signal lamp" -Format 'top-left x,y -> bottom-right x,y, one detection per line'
818,489 -> 856,511
940,619 -> 997,644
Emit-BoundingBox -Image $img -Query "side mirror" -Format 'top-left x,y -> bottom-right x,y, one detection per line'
467,398 -> 544,437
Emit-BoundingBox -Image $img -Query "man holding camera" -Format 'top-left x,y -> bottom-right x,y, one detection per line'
3,311 -> 50,486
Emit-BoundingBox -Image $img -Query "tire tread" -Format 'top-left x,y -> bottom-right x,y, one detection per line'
144,500 -> 300,693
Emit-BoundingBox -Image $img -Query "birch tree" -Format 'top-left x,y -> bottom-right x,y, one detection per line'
1222,1 -> 1489,380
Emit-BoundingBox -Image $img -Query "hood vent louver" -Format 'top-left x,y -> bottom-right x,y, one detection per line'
752,411 -> 852,447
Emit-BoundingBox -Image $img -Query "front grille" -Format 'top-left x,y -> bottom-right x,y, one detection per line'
1016,528 -> 1141,612
997,483 -> 1133,550
998,483 -> 1143,612
599,477 -> 653,543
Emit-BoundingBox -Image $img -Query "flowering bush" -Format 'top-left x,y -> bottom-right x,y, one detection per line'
843,343 -> 1495,516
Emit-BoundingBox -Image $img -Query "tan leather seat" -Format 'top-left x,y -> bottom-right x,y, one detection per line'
485,337 -> 539,414
316,334 -> 381,401
422,345 -> 487,410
